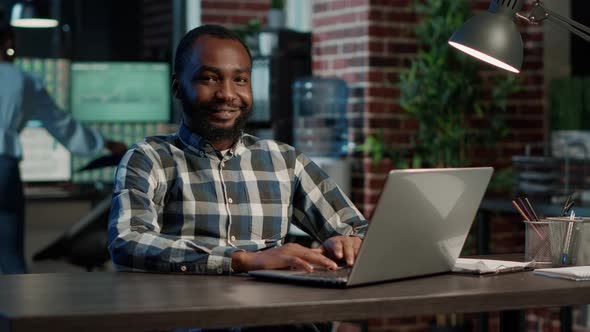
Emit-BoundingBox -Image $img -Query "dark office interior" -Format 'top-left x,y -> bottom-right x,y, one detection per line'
0,0 -> 590,331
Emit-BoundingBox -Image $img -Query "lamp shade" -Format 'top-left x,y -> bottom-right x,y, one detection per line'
10,1 -> 59,28
449,11 -> 522,73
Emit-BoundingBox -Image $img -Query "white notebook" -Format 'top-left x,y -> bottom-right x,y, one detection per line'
534,266 -> 590,281
453,258 -> 534,275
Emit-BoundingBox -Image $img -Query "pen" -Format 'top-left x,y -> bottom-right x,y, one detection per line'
523,196 -> 547,237
564,200 -> 575,216
517,197 -> 534,221
511,200 -> 530,221
561,211 -> 575,265
524,197 -> 539,221
512,200 -> 544,239
561,195 -> 571,216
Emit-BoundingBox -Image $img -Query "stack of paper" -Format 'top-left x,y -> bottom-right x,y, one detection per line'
534,266 -> 590,281
453,258 -> 535,275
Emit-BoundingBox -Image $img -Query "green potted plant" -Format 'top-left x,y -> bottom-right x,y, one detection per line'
356,130 -> 417,173
400,0 -> 520,168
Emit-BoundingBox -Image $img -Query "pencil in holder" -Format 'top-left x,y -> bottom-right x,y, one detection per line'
545,217 -> 590,266
526,218 -> 590,267
524,220 -> 552,266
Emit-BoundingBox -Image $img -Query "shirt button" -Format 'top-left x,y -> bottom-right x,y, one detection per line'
231,235 -> 236,241
217,268 -> 223,274
180,265 -> 187,272
199,151 -> 204,157
228,197 -> 233,204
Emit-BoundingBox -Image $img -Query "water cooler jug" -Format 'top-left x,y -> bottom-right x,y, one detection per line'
292,77 -> 351,196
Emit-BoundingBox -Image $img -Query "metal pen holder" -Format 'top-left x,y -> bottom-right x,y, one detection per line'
524,218 -> 590,267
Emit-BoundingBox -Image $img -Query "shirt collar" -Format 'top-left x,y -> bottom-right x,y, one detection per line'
178,121 -> 244,157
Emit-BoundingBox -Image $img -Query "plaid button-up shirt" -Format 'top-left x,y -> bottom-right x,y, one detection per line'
107,124 -> 367,275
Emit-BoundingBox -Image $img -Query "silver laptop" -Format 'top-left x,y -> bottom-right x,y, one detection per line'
249,167 -> 494,287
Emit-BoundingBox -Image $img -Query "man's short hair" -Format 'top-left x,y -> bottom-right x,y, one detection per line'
173,24 -> 252,75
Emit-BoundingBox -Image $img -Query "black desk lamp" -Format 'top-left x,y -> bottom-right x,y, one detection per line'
448,0 -> 590,73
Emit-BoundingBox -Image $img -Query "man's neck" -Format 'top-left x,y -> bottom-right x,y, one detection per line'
211,138 -> 235,151
183,118 -> 240,151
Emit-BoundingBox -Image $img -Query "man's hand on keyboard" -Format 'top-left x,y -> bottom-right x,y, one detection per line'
231,243 -> 338,272
321,236 -> 362,267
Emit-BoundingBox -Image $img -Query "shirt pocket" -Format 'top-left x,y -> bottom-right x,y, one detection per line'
249,197 -> 290,241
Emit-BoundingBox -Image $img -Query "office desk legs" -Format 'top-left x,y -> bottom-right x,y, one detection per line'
477,313 -> 488,332
560,307 -> 572,332
500,310 -> 524,332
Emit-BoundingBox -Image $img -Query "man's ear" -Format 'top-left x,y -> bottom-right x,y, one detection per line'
171,73 -> 180,99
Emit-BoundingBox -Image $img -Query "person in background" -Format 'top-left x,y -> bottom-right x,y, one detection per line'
108,23 -> 366,332
0,18 -> 127,274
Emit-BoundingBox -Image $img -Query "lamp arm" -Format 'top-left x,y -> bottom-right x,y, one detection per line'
544,6 -> 590,42
527,2 -> 590,43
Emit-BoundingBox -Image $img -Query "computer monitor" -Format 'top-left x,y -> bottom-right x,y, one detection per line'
71,122 -> 170,184
71,62 -> 170,123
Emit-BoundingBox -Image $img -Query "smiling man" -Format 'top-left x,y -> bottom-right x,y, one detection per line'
175,33 -> 252,151
107,25 -> 367,277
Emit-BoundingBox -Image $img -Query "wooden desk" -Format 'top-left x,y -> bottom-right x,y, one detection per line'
1,271 -> 590,332
476,199 -> 589,332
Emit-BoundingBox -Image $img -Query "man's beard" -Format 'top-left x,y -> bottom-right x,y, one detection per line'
182,99 -> 252,142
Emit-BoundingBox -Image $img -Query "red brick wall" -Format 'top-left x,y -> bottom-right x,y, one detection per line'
313,0 -> 545,218
201,0 -> 271,26
141,0 -> 172,60
313,0 -> 408,216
